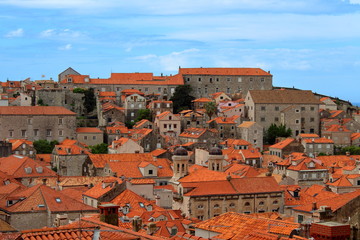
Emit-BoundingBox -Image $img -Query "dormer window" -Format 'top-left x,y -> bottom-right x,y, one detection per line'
148,169 -> 153,175
67,78 -> 72,83
55,198 -> 61,203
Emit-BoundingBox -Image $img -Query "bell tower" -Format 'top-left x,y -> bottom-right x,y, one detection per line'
208,146 -> 224,172
171,146 -> 190,182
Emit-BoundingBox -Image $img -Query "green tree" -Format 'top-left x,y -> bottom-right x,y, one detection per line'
83,88 -> 96,114
264,123 -> 292,145
335,146 -> 360,155
89,143 -> 108,154
204,101 -> 217,119
34,140 -> 59,154
170,85 -> 195,113
135,109 -> 152,122
73,88 -> 86,93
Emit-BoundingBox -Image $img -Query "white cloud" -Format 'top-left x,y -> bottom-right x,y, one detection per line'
59,44 -> 72,50
40,29 -> 84,39
5,28 -> 23,38
134,48 -> 200,71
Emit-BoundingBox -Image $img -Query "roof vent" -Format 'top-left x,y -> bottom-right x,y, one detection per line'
36,166 -> 43,173
24,167 -> 32,174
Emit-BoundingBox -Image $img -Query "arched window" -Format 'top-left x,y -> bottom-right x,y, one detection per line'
273,200 -> 278,205
229,203 -> 235,208
244,202 -> 250,206
197,205 -> 204,209
214,204 -> 220,209
259,201 -> 264,206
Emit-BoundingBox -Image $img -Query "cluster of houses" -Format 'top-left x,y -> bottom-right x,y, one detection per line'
0,67 -> 359,240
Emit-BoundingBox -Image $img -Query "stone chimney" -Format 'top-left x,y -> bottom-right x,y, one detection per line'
132,216 -> 142,232
147,222 -> 157,235
98,203 -> 119,226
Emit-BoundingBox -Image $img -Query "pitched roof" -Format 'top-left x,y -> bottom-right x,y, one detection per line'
0,155 -> 57,179
0,106 -> 76,115
248,90 -> 320,104
302,138 -> 334,144
293,190 -> 360,213
9,139 -> 33,151
179,67 -> 271,76
193,212 -> 299,239
83,177 -> 122,199
5,184 -> 97,213
76,127 -> 103,133
269,138 -> 295,149
324,124 -> 350,132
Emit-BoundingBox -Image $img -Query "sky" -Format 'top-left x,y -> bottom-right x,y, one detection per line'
1,0 -> 360,103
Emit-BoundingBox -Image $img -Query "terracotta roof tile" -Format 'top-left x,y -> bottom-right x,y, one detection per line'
76,127 -> 103,133
180,68 -> 271,76
249,90 -> 320,104
269,138 -> 295,149
0,106 -> 76,115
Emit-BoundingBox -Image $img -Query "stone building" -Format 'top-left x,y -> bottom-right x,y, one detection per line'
148,100 -> 173,120
122,91 -> 147,123
154,111 -> 181,137
179,110 -> 207,131
59,73 -> 183,100
0,106 -> 76,142
76,127 -> 104,146
179,68 -> 272,99
9,139 -> 36,159
245,89 -> 321,136
207,116 -> 241,139
237,121 -> 263,151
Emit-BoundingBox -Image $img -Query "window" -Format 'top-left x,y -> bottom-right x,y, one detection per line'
164,124 -> 167,128
34,129 -> 39,136
261,117 -> 265,122
295,119 -> 300,124
148,169 -> 153,175
216,78 -> 219,82
174,124 -> 177,129
197,215 -> 204,220
84,136 -> 88,140
275,117 -> 279,122
238,77 -> 242,82
9,130 -> 13,137
186,78 -> 190,82
310,107 -> 315,111
55,198 -> 61,203
216,88 -> 219,92
46,129 -> 52,137
67,78 -> 72,83
227,77 -> 231,82
259,201 -> 264,206
273,200 -> 278,205
145,87 -> 149,92
58,118 -> 63,125
197,205 -> 204,209
205,88 -> 208,94
295,109 -> 300,113
250,78 -> 253,82
310,117 -> 314,122
28,118 -> 32,125
261,106 -> 266,111
198,77 -> 202,82
275,106 -> 279,111
198,88 -> 201,94
59,130 -> 63,136
131,104 -> 135,108
244,202 -> 250,206
229,203 -> 235,208
93,136 -> 96,140
214,204 -> 220,209
158,87 -> 161,92
298,215 -> 304,223
209,78 -> 212,83
21,130 -> 26,137
261,78 -> 265,82
301,107 -> 305,111
131,112 -> 134,117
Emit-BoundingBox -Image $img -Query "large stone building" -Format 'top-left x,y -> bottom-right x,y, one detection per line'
179,67 -> 273,98
245,89 -> 321,136
0,106 -> 76,142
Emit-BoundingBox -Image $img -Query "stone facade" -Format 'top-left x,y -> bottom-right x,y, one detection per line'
123,93 -> 146,122
180,68 -> 273,99
237,121 -> 263,151
0,106 -> 76,142
245,90 -> 321,137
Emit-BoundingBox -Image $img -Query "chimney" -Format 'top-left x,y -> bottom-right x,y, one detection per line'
312,202 -> 317,211
132,216 -> 142,232
42,178 -> 47,185
226,173 -> 232,181
147,222 -> 157,235
346,151 -> 350,156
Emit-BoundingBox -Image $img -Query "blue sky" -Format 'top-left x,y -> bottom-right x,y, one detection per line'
1,0 -> 360,102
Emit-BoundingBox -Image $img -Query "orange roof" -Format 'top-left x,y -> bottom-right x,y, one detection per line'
207,115 -> 240,124
0,106 -> 75,115
181,165 -> 242,183
83,177 -> 122,199
330,110 -> 345,118
98,91 -> 116,97
269,138 -> 295,149
298,133 -> 319,138
6,184 -> 97,213
151,149 -> 167,157
133,119 -> 152,129
54,144 -> 89,155
106,126 -> 130,134
129,179 -> 155,185
0,155 -> 57,179
193,212 -> 299,239
193,98 -> 212,103
9,139 -> 33,151
76,127 -> 103,133
351,132 -> 360,141
303,138 -> 334,144
180,67 -> 271,76
287,158 -> 327,171
102,102 -> 125,112
293,190 -> 360,213
240,148 -> 262,159
35,154 -> 51,164
238,121 -> 256,128
324,124 -> 350,132
224,163 -> 260,177
179,128 -> 217,139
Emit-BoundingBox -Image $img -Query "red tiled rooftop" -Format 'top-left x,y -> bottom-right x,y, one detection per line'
0,106 -> 76,115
